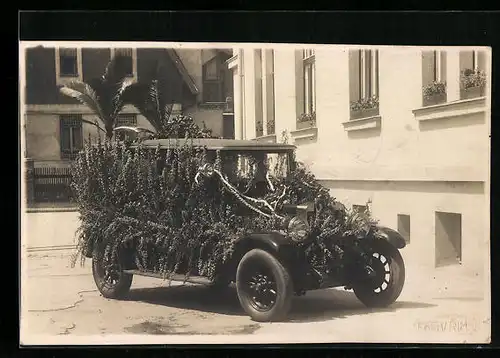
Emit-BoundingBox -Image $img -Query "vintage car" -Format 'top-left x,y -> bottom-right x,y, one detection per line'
87,138 -> 406,322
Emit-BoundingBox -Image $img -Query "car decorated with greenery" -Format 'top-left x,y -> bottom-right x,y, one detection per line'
71,135 -> 406,322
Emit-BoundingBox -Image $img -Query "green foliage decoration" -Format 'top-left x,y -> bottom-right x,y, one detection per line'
70,137 -> 377,281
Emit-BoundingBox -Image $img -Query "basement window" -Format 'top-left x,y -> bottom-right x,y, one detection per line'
397,214 -> 411,244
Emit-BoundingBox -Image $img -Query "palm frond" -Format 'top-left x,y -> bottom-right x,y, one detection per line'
149,80 -> 162,123
121,82 -> 163,133
102,54 -> 131,86
60,81 -> 106,122
114,126 -> 155,134
111,78 -> 136,122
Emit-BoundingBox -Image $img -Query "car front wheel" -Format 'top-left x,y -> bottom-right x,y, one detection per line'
353,241 -> 405,308
236,248 -> 294,322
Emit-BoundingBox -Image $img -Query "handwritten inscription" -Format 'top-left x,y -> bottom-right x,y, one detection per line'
414,316 -> 477,334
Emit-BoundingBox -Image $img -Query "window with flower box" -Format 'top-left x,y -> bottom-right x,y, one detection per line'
265,50 -> 276,136
296,49 -> 316,130
60,114 -> 83,160
349,49 -> 380,120
255,49 -> 276,138
459,50 -> 487,100
422,50 -> 447,106
255,50 -> 264,137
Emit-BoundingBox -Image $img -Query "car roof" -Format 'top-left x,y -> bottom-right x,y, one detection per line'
132,138 -> 296,153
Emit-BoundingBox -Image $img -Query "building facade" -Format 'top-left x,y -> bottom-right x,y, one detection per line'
228,46 -> 490,272
23,46 -> 234,168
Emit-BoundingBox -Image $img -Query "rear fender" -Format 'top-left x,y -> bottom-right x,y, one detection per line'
374,225 -> 407,249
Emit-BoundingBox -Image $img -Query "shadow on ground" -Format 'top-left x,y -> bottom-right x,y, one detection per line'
125,285 -> 437,323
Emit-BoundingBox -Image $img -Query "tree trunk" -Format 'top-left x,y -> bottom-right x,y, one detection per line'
105,124 -> 114,140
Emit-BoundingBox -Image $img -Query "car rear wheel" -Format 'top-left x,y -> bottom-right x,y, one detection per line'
236,249 -> 293,322
92,241 -> 133,299
353,241 -> 405,308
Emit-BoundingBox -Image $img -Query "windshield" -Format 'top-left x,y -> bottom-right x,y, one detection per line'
220,152 -> 289,197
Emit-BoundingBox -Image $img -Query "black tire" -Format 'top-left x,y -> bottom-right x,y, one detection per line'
353,241 -> 405,308
236,249 -> 294,322
92,242 -> 133,299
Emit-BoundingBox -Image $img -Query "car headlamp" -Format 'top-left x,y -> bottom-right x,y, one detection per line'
287,216 -> 309,242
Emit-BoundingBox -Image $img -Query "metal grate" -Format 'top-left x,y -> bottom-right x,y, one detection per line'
60,114 -> 83,160
32,167 -> 73,202
116,113 -> 137,127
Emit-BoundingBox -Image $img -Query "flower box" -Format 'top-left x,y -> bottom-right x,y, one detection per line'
460,86 -> 485,100
423,92 -> 447,107
296,120 -> 316,130
350,107 -> 379,120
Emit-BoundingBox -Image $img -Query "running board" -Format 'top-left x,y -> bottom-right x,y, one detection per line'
123,269 -> 213,286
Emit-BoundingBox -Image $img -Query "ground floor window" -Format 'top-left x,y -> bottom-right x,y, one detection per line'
60,114 -> 83,160
116,114 -> 138,141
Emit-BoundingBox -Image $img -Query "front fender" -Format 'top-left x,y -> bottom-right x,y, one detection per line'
229,231 -> 311,288
374,225 -> 407,249
234,231 -> 297,258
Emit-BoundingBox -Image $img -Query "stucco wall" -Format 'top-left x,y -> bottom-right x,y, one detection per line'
184,106 -> 224,138
25,105 -> 153,165
284,47 -> 489,183
234,46 -> 490,272
322,180 -> 487,272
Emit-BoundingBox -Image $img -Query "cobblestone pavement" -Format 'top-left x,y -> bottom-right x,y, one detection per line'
20,250 -> 490,345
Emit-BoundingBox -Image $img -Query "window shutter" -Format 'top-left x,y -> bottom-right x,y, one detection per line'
459,50 -> 474,72
477,50 -> 487,72
349,50 -> 361,102
440,51 -> 447,82
421,51 -> 435,87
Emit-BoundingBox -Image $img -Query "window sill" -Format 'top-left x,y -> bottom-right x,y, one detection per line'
413,96 -> 487,122
254,134 -> 277,143
198,102 -> 227,110
290,127 -> 318,141
342,115 -> 381,132
56,75 -> 82,86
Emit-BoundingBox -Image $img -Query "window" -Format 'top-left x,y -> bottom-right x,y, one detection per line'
59,48 -> 78,77
111,48 -> 135,77
422,50 -> 447,106
202,53 -> 232,103
115,114 -> 138,141
303,49 -> 316,115
397,214 -> 411,244
265,50 -> 276,135
56,47 -> 82,85
255,50 -> 264,137
459,50 -> 487,99
349,49 -> 379,117
60,114 -> 83,160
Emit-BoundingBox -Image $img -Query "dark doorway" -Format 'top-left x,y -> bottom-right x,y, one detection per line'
435,211 -> 462,267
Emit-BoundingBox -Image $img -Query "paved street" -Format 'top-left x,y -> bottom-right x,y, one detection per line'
21,247 -> 490,345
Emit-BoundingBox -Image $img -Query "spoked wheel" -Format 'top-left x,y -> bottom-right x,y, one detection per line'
353,241 -> 405,308
92,242 -> 133,299
236,249 -> 293,322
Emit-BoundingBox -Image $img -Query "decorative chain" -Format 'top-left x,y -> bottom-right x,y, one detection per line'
195,163 -> 286,220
